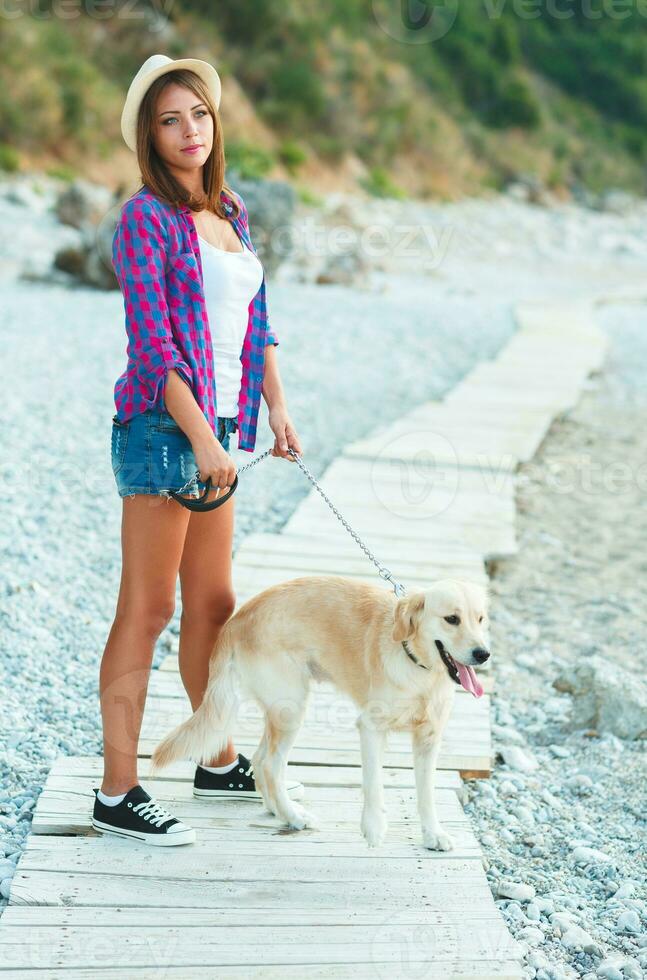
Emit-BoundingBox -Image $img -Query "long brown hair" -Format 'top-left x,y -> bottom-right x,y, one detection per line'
135,68 -> 241,219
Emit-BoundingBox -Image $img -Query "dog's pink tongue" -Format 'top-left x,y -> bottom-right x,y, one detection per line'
457,664 -> 484,698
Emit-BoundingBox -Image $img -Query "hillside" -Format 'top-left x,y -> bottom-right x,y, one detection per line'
2,1 -> 646,200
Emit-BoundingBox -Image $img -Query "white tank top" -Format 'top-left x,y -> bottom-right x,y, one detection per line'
197,234 -> 264,418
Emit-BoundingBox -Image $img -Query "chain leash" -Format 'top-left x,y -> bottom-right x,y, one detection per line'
177,446 -> 408,599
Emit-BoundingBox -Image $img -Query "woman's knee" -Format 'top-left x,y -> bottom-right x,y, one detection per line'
115,598 -> 176,639
181,589 -> 236,625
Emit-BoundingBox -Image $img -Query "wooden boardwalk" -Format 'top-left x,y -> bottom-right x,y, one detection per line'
0,301 -> 607,978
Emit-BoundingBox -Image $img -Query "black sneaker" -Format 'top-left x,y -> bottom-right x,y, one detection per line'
91,784 -> 196,846
193,752 -> 304,800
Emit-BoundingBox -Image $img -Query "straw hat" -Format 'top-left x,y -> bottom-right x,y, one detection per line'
120,54 -> 222,152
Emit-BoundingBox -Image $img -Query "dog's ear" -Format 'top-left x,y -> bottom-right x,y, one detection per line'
392,592 -> 426,643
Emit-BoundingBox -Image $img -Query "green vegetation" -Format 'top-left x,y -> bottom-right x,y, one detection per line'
0,144 -> 20,173
278,140 -> 308,175
224,141 -> 275,180
359,166 -> 407,199
2,0 -> 647,196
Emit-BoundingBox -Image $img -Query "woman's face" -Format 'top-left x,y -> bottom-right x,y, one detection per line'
152,82 -> 214,174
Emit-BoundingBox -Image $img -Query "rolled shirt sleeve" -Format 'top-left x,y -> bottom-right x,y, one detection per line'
112,198 -> 194,409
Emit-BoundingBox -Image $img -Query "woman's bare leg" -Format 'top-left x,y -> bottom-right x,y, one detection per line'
99,495 -> 191,794
178,488 -> 237,767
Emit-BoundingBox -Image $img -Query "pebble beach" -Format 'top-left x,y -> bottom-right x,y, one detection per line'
0,175 -> 645,979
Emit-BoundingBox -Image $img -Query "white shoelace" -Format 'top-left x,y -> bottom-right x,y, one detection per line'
132,798 -> 175,827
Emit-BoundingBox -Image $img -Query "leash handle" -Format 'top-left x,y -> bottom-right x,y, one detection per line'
168,473 -> 238,511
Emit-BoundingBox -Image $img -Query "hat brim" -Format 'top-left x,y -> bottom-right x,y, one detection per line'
121,58 -> 222,153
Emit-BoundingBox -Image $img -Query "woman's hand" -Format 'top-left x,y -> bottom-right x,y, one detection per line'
268,406 -> 302,462
192,435 -> 237,491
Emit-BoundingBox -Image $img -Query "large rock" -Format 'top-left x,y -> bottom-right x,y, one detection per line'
55,178 -> 116,231
53,174 -> 296,288
553,657 -> 647,740
53,180 -> 122,289
53,214 -> 119,290
228,172 -> 296,275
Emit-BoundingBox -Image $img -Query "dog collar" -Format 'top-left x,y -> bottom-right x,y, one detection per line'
402,639 -> 429,670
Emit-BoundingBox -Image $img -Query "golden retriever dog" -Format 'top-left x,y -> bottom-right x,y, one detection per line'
150,575 -> 490,850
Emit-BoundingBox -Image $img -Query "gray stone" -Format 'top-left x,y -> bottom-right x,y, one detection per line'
498,746 -> 539,772
614,882 -> 636,899
595,189 -> 639,216
596,966 -> 623,980
55,179 -> 115,231
566,774 -> 594,794
553,657 -> 647,739
616,909 -> 641,934
559,924 -> 601,954
571,846 -> 613,866
498,880 -> 536,902
229,173 -> 297,275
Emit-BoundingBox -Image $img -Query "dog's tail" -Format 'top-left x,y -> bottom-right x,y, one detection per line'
149,622 -> 239,774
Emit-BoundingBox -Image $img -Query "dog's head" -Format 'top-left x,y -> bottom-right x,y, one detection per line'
392,578 -> 490,696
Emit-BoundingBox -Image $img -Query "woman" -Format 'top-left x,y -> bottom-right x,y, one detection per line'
92,55 -> 303,846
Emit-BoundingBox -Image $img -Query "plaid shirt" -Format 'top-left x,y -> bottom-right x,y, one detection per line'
112,185 -> 278,453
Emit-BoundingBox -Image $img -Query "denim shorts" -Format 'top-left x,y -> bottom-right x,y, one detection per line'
110,409 -> 238,499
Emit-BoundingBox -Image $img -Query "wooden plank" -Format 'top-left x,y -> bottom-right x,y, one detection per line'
45,754 -> 464,790
283,499 -> 515,536
0,908 -> 523,978
233,563 -> 490,589
232,557 -> 486,592
34,778 -> 468,824
0,965 -> 524,979
140,691 -> 491,742
0,920 -> 522,972
343,425 -> 543,468
444,383 -> 581,413
134,740 -> 491,774
6,864 -> 497,909
318,457 -> 517,496
282,512 -> 517,559
31,807 -> 475,850
21,811 -> 478,858
236,531 -> 487,566
137,690 -> 492,770
149,664 -> 495,697
265,488 -> 514,521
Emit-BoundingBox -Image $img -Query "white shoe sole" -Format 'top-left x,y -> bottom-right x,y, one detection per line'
92,817 -> 196,846
193,782 -> 305,801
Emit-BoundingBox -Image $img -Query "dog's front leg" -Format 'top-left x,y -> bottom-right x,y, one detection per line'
412,727 -> 455,852
357,712 -> 388,847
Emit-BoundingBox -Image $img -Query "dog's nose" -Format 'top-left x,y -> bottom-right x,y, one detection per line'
472,647 -> 490,664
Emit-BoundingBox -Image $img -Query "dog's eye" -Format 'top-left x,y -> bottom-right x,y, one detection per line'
444,615 -> 460,625
479,615 -> 484,623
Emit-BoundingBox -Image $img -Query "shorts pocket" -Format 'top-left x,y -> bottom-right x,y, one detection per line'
152,412 -> 183,434
111,420 -> 129,475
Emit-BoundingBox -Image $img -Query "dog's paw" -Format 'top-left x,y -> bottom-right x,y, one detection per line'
284,803 -> 318,831
422,826 -> 455,852
361,809 -> 387,848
